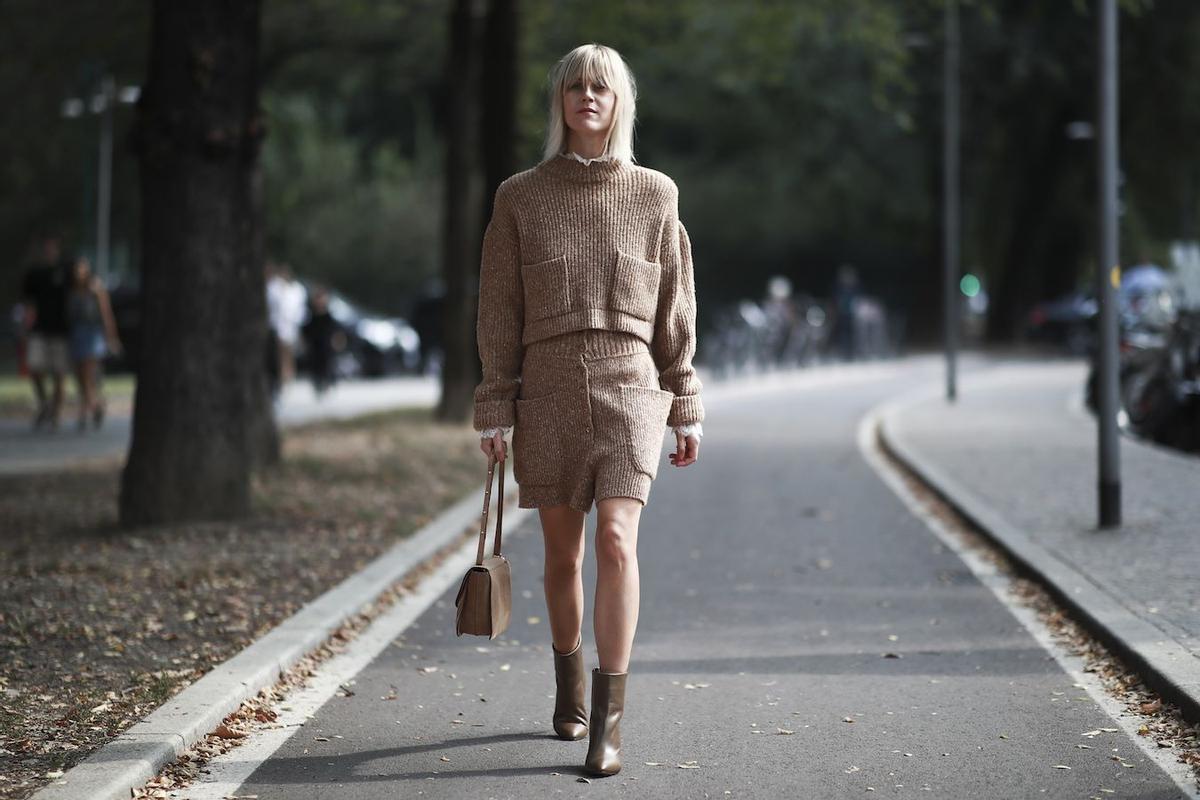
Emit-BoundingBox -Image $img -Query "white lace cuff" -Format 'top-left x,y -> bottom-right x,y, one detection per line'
482,422 -> 701,439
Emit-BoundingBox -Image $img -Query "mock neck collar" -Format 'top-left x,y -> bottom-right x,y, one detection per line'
540,152 -> 627,184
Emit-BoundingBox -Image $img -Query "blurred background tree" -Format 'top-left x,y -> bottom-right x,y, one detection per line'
120,0 -> 272,525
3,0 -> 1198,362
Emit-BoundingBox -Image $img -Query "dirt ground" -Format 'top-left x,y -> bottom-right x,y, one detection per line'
0,407 -> 485,800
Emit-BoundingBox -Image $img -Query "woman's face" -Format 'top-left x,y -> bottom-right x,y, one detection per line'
562,75 -> 615,138
72,258 -> 91,285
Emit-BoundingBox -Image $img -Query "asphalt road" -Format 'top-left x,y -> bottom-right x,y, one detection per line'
226,361 -> 1189,799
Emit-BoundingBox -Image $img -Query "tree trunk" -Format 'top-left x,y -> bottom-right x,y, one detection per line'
121,0 -> 274,526
481,0 -> 519,223
436,0 -> 486,423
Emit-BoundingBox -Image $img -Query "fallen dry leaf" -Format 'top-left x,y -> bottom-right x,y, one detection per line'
213,724 -> 245,740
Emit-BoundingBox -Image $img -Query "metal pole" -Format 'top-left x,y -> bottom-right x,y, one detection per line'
1096,0 -> 1122,528
96,74 -> 115,281
943,0 -> 960,403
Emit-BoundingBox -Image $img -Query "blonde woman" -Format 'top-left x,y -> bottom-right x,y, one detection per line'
473,43 -> 704,777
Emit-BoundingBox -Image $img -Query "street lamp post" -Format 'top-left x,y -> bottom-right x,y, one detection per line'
944,0 -> 961,403
95,75 -> 115,281
1096,0 -> 1122,528
62,73 -> 138,282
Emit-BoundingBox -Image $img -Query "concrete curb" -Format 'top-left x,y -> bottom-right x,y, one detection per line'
878,398 -> 1200,724
33,479 -> 517,800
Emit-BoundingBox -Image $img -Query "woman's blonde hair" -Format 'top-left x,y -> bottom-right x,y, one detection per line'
542,43 -> 637,164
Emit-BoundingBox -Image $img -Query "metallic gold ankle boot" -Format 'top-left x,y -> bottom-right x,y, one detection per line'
552,637 -> 588,740
583,668 -> 627,776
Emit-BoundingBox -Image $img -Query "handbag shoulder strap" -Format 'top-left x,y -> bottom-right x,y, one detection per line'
476,454 -> 506,565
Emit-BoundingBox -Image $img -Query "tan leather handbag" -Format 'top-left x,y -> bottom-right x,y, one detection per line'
454,452 -> 512,638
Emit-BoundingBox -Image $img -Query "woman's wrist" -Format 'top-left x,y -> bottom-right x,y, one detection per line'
479,425 -> 512,439
671,422 -> 704,439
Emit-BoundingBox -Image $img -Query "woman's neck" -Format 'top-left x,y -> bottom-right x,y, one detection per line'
565,131 -> 608,160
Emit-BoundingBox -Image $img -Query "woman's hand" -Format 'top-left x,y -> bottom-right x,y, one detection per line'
669,431 -> 699,467
480,430 -> 508,462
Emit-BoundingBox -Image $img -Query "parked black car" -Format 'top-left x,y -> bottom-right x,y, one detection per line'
297,288 -> 421,378
1026,291 -> 1097,355
104,279 -> 421,379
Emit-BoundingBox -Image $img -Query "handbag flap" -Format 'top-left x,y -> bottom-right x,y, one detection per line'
481,555 -> 511,638
455,567 -> 492,636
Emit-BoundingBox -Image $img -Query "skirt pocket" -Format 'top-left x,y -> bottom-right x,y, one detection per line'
513,391 -> 565,485
616,384 -> 675,478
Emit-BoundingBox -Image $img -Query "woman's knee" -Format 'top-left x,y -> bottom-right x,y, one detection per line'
595,518 -> 637,572
540,506 -> 585,571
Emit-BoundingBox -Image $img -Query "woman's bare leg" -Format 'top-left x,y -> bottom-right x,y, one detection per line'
538,504 -> 586,653
593,497 -> 642,673
80,358 -> 98,417
72,361 -> 87,421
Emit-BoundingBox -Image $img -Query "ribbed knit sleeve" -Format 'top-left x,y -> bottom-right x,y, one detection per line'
472,186 -> 524,430
652,213 -> 705,428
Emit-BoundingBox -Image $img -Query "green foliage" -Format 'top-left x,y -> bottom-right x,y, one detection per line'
258,0 -> 447,316
0,0 -> 146,302
522,0 -> 930,313
260,93 -> 442,314
3,0 -> 1198,342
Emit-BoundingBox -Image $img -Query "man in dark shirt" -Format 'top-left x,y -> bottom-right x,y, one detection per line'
20,233 -> 71,430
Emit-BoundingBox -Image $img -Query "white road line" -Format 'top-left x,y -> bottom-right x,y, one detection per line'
171,507 -> 538,800
857,405 -> 1200,799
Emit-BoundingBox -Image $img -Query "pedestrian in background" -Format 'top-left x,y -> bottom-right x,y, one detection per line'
66,255 -> 121,430
267,261 -> 306,386
833,263 -> 861,361
301,287 -> 342,397
474,43 -> 704,777
19,232 -> 71,431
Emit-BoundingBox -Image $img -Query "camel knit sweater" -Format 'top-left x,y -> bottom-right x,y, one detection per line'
473,154 -> 705,432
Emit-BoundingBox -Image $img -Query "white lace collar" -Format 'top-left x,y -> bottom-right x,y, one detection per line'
560,151 -> 615,166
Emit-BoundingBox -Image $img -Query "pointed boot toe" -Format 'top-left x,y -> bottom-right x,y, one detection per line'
583,668 -> 627,776
552,637 -> 588,740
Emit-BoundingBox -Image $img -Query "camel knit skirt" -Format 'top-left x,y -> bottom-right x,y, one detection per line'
513,328 -> 675,514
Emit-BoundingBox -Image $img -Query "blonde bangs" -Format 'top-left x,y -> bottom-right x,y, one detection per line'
542,44 -> 638,165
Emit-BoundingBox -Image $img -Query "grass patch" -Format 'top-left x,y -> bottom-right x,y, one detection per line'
0,371 -> 135,418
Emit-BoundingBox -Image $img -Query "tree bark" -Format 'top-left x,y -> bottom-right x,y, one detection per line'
481,0 -> 519,223
121,0 -> 275,526
436,0 -> 486,423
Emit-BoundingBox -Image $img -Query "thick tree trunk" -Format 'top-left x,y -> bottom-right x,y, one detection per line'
121,0 -> 274,526
481,0 -> 519,222
436,0 -> 485,423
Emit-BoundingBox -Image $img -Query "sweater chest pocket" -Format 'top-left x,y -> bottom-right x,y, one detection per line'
609,251 -> 661,322
521,255 -> 571,322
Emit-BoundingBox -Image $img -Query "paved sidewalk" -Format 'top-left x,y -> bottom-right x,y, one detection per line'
184,358 -> 1188,799
882,361 -> 1200,713
0,376 -> 439,475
